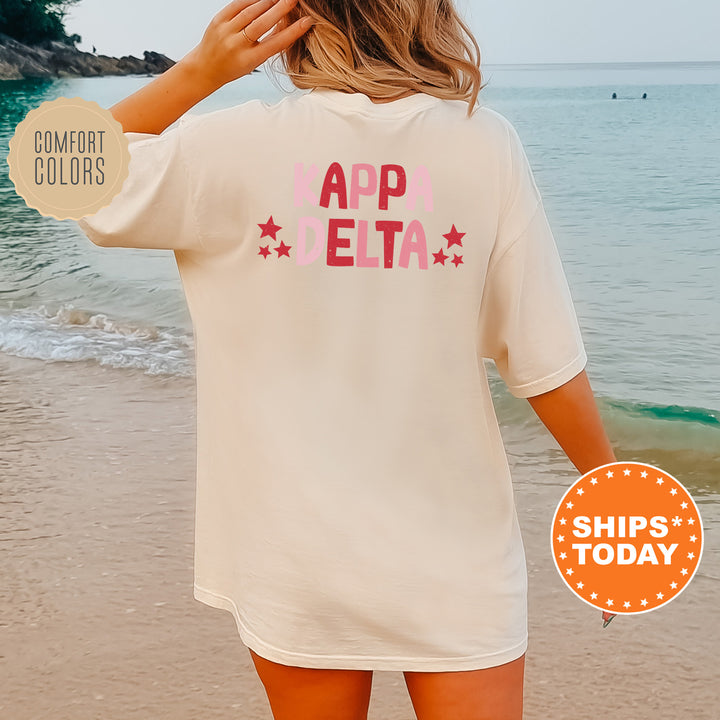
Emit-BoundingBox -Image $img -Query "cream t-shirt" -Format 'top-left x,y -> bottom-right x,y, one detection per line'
77,88 -> 587,671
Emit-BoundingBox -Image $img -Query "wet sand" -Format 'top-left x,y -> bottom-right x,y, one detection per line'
1,351 -> 718,719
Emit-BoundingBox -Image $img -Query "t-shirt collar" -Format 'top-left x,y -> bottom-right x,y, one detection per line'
306,88 -> 439,116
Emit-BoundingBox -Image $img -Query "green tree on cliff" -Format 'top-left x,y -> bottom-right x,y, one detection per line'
0,0 -> 81,46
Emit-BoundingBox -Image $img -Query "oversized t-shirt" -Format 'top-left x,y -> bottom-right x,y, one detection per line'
77,88 -> 587,672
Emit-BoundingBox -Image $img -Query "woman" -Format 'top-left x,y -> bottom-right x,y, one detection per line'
77,1 -> 617,718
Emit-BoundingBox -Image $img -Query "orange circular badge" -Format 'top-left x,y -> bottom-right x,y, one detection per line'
551,461 -> 703,614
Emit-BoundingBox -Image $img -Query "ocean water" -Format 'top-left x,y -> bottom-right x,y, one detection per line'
1,62 -> 718,492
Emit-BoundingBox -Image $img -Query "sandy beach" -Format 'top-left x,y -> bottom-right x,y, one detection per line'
1,351 -> 718,720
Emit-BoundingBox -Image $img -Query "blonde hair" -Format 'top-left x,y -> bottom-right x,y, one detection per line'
276,0 -> 485,117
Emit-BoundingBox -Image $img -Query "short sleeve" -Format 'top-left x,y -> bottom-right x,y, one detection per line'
477,118 -> 587,398
76,115 -> 202,252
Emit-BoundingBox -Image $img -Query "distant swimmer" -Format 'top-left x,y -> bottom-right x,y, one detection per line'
642,92 -> 647,99
611,92 -> 617,99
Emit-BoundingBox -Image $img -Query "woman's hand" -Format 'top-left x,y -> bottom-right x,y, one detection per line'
183,0 -> 313,90
109,0 -> 312,134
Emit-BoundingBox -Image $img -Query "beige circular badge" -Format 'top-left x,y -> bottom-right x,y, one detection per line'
6,96 -> 130,220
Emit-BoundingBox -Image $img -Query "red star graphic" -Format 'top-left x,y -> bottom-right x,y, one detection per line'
275,240 -> 292,258
258,245 -> 271,258
451,253 -> 464,267
258,216 -> 282,240
443,224 -> 465,248
432,248 -> 449,265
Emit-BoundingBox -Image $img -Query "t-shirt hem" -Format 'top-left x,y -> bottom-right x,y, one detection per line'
507,350 -> 588,399
193,584 -> 528,672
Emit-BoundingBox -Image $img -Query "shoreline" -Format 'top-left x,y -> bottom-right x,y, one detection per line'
1,351 -> 717,719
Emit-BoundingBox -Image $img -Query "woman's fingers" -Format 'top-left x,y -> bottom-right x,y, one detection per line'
187,0 -> 309,86
214,0 -> 262,25
232,0 -> 300,44
250,15 -> 312,61
228,0 -> 278,41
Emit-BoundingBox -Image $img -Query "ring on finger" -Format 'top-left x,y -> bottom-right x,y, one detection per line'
242,27 -> 256,44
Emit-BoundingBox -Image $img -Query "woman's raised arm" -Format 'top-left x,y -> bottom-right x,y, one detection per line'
109,0 -> 313,134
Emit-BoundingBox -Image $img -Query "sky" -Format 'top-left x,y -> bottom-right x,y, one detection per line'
64,0 -> 720,66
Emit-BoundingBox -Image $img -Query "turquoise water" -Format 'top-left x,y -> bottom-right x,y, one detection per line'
1,63 -> 718,491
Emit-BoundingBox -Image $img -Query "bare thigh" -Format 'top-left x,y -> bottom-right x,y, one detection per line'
248,648 -> 374,720
403,654 -> 525,720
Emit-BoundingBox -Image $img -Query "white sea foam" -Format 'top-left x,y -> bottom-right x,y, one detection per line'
0,303 -> 194,377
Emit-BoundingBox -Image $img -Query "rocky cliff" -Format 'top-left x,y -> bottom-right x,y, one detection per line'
0,32 -> 175,80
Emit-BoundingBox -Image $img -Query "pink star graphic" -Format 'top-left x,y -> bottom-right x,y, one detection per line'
258,216 -> 282,240
443,224 -> 465,248
432,248 -> 449,265
275,240 -> 292,258
258,245 -> 271,258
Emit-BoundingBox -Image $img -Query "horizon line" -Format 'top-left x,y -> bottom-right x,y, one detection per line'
482,59 -> 720,68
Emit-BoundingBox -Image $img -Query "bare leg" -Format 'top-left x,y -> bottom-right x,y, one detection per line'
403,654 -> 525,720
248,648 -> 374,720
